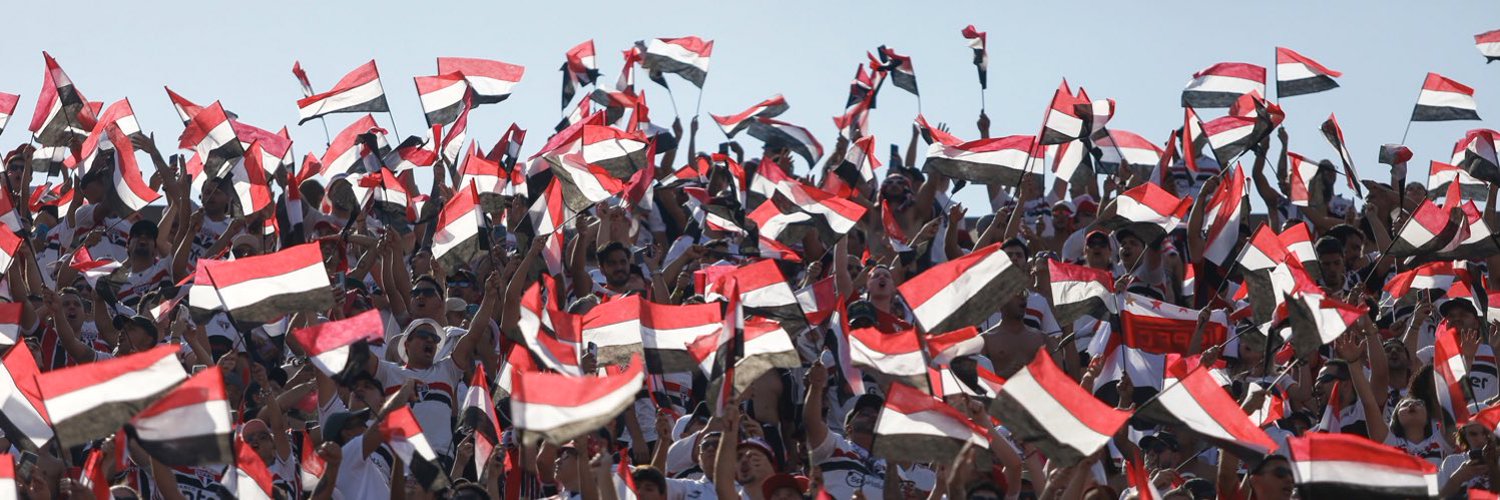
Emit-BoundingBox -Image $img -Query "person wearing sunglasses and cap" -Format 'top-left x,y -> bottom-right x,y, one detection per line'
361,308 -> 491,467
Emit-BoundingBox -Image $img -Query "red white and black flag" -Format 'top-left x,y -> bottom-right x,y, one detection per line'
0,343 -> 53,451
1047,259 -> 1117,325
189,243 -> 333,324
561,39 -> 601,108
747,117 -> 824,165
729,317 -> 801,393
319,114 -> 380,177
1434,322 -> 1475,423
290,309 -> 385,378
511,354 -> 645,445
291,61 -> 314,97
379,406 -> 451,491
924,135 -> 1041,186
1477,29 -> 1500,62
1389,198 -> 1465,258
987,350 -> 1132,467
872,46 -> 918,96
36,345 -> 188,446
835,135 -> 881,185
923,326 -> 983,367
109,127 -> 162,213
1288,433 -> 1439,499
0,92 -> 18,137
1451,129 -> 1500,184
872,382 -> 989,464
438,57 -> 525,106
712,95 -> 789,138
1040,80 -> 1086,145
414,72 -> 469,126
177,101 -> 244,178
1319,114 -> 1363,196
899,242 -> 1027,334
127,366 -> 233,466
1430,161 -> 1490,204
432,183 -> 485,269
297,60 -> 389,124
1094,182 -> 1192,245
1413,72 -> 1481,122
1181,62 -> 1266,108
1202,165 -> 1246,266
224,436 -> 276,500
848,326 -> 929,390
1141,362 -> 1277,459
460,366 -> 504,475
30,52 -> 94,146
961,25 -> 987,89
1275,47 -> 1341,97
642,37 -> 714,87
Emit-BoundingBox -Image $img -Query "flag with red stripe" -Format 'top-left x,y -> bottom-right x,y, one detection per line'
987,349 -> 1132,466
297,60 -> 388,124
1275,47 -> 1341,97
1414,72 -> 1481,121
36,345 -> 188,446
1288,433 -> 1438,498
189,243 -> 333,324
1181,62 -> 1265,108
128,366 -> 233,466
438,56 -> 524,106
899,242 -> 1026,334
872,382 -> 989,464
511,354 -> 645,445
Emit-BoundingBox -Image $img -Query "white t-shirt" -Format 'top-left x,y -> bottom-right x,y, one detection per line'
809,432 -> 884,499
193,215 -> 233,261
665,476 -> 747,500
1385,428 -> 1451,466
335,435 -> 394,500
375,359 -> 464,456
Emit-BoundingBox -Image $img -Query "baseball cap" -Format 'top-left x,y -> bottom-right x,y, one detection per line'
739,439 -> 778,470
322,408 -> 371,444
761,473 -> 809,498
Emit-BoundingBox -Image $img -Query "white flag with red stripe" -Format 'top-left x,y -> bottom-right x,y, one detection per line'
848,326 -> 929,390
128,366 -> 233,466
0,343 -> 53,451
872,382 -> 989,464
1048,259 -> 1117,325
189,243 -> 332,324
988,349 -> 1132,466
438,57 -> 525,106
642,37 -> 713,87
36,344 -> 187,446
511,354 -> 645,445
291,309 -> 385,377
1096,182 -> 1192,245
712,95 -> 788,138
380,406 -> 451,490
297,60 -> 388,124
1288,433 -> 1438,498
1275,47 -> 1341,97
899,242 -> 1026,334
224,437 -> 276,500
1414,72 -> 1480,122
1181,62 -> 1265,108
1434,322 -> 1475,423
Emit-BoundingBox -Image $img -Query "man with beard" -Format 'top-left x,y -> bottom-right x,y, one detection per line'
803,360 -> 885,498
114,220 -> 190,308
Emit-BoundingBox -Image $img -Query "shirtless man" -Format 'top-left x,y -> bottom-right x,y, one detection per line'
983,291 -> 1050,377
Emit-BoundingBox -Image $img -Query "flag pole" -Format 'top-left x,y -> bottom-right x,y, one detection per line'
694,74 -> 707,118
1399,77 -> 1425,145
318,117 -> 334,147
664,85 -> 682,121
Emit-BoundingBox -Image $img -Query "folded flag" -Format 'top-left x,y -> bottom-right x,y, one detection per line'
511,354 -> 645,445
1048,259 -> 1118,325
189,243 -> 333,324
988,349 -> 1132,467
872,382 -> 989,464
437,57 -> 524,106
1141,362 -> 1276,459
291,309 -> 384,377
1182,62 -> 1266,108
380,406 -> 451,491
899,242 -> 1026,334
747,117 -> 824,165
37,344 -> 187,446
1202,165 -> 1246,266
1451,129 -> 1500,185
127,366 -> 233,466
961,25 -> 988,89
923,326 -> 983,367
1288,432 -> 1438,499
560,40 -> 600,108
835,135 -> 881,186
848,326 -> 929,391
1413,72 -> 1481,122
642,37 -> 713,88
1319,114 -> 1363,196
1429,161 -> 1489,204
30,52 -> 94,146
924,135 -> 1041,186
712,95 -> 789,138
1040,80 -> 1085,145
0,343 -> 53,451
872,46 -> 918,96
1434,322 -> 1475,423
297,60 -> 388,124
1275,47 -> 1341,97
1094,182 -> 1193,245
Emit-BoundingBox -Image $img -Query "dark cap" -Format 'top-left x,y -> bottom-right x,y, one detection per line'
129,220 -> 159,239
113,315 -> 159,341
845,393 -> 884,424
1139,432 -> 1180,452
847,300 -> 878,327
322,408 -> 371,444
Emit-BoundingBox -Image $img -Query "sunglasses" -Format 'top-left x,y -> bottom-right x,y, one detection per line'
410,330 -> 441,342
446,280 -> 473,289
411,287 -> 441,298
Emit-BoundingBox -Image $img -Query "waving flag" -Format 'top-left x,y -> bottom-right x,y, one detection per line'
1389,198 -> 1465,258
1451,129 -> 1500,184
414,73 -> 469,126
1319,114 -> 1363,196
560,40 -> 600,108
578,295 -> 648,366
1182,62 -> 1266,108
962,25 -> 988,88
178,101 -> 243,178
730,317 -> 800,393
128,366 -> 233,466
925,135 -> 1041,185
1275,47 -> 1341,97
0,92 -> 18,136
872,46 -> 918,96
642,36 -> 713,87
1048,259 -> 1117,325
873,382 -> 988,463
835,135 -> 881,185
848,327 -> 929,390
1289,433 -> 1438,498
1413,72 -> 1481,122
380,406 -> 450,491
512,355 -> 645,445
1121,293 -> 1228,354
1434,322 -> 1475,423
291,309 -> 384,377
1430,161 -> 1489,203
1040,80 -> 1085,145
438,57 -> 524,106
899,242 -> 1026,334
1095,182 -> 1192,245
190,243 -> 333,324
1284,152 -> 1323,208
989,350 -> 1132,467
37,345 -> 187,446
747,117 -> 824,165
30,52 -> 94,146
460,366 -> 504,475
224,438 -> 276,500
1202,165 -> 1246,265
923,326 -> 983,366
108,127 -> 162,213
712,95 -> 789,138
318,115 -> 379,177
1095,129 -> 1164,175
706,259 -> 808,334
1142,362 -> 1276,459
296,60 -> 388,124
0,344 -> 53,451
433,183 -> 484,268
1478,30 -> 1500,62
291,61 -> 314,97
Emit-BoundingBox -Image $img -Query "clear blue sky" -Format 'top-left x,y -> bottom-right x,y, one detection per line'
2,0 -> 1497,212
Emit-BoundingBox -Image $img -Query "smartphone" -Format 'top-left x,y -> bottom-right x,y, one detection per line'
192,364 -> 208,374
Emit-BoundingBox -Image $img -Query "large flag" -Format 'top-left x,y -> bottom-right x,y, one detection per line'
872,382 -> 988,464
190,243 -> 333,324
438,57 -> 525,106
988,350 -> 1132,467
414,73 -> 469,126
297,60 -> 389,124
291,309 -> 384,377
1288,433 -> 1439,498
1274,47 -> 1341,97
1141,361 -> 1276,459
0,344 -> 53,451
36,345 -> 188,446
1094,182 -> 1193,245
1121,293 -> 1228,354
961,25 -> 988,88
1181,62 -> 1266,108
1413,72 -> 1480,122
432,183 -> 484,269
899,242 -> 1027,334
712,95 -> 789,138
511,354 -> 645,445
924,135 -> 1042,185
1048,259 -> 1117,325
848,327 -> 929,390
642,37 -> 714,87
127,366 -> 233,466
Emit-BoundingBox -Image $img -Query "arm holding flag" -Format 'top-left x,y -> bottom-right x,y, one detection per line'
361,379 -> 416,458
712,399 -> 741,500
803,360 -> 831,454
